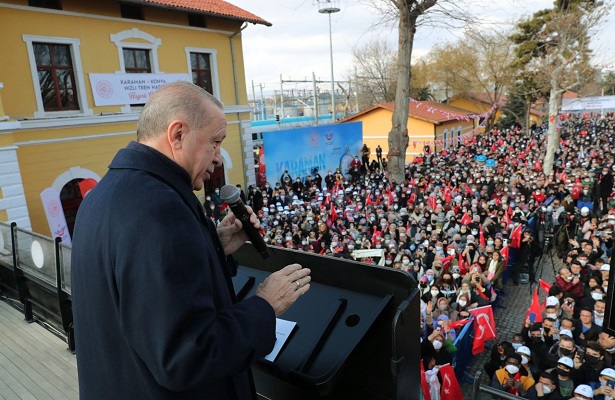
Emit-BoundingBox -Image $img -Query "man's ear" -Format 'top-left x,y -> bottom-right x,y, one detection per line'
167,119 -> 187,151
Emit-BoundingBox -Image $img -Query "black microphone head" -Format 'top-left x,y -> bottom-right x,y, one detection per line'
220,184 -> 241,203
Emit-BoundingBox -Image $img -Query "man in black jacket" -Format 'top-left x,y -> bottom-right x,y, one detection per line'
72,82 -> 311,399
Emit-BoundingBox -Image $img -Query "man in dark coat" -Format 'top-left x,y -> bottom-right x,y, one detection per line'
71,82 -> 311,400
597,166 -> 614,216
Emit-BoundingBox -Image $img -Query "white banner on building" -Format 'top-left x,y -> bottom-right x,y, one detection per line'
40,187 -> 71,245
89,73 -> 191,106
561,95 -> 615,111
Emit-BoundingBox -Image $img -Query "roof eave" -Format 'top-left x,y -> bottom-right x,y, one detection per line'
125,0 -> 273,27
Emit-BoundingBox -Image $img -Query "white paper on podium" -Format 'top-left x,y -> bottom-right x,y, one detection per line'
264,318 -> 297,362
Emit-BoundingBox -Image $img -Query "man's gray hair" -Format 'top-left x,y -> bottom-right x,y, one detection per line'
136,81 -> 224,142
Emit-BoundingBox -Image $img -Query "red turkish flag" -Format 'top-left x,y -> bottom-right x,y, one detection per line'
441,254 -> 454,270
500,245 -> 509,268
439,363 -> 464,400
330,203 -> 338,222
479,225 -> 485,246
460,212 -> 472,225
539,279 -> 552,295
448,318 -> 471,330
457,252 -> 467,275
469,305 -> 497,355
444,185 -> 452,204
420,362 -> 432,400
428,195 -> 437,210
526,288 -> 544,323
559,169 -> 567,182
510,225 -> 522,249
503,210 -> 511,226
78,178 -> 97,198
465,184 -> 473,195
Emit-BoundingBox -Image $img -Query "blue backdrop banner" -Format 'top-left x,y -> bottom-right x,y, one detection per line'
263,122 -> 363,185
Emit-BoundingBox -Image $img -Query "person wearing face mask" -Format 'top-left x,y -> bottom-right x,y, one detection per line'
433,297 -> 458,322
423,282 -> 440,304
492,353 -> 535,397
593,300 -> 606,327
452,293 -> 473,320
435,271 -> 459,300
555,267 -> 585,300
594,368 -> 615,400
517,345 -> 539,381
523,371 -> 564,400
433,314 -> 457,341
422,330 -> 453,367
571,343 -> 606,389
485,341 -> 515,382
550,356 -> 576,398
486,250 -> 505,290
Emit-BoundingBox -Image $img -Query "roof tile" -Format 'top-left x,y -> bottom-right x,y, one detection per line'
139,0 -> 271,26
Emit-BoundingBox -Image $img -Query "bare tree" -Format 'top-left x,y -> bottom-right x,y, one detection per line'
511,0 -> 609,175
352,38 -> 398,108
366,0 -> 476,183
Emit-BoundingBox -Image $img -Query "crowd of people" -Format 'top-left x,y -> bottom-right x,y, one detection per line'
205,113 -> 615,399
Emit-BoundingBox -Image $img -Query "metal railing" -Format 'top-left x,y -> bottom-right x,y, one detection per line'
0,221 -> 74,351
472,371 -> 524,400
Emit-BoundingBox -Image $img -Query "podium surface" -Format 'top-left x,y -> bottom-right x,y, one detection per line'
233,245 -> 421,400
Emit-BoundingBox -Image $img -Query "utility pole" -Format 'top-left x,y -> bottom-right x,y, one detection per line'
251,80 -> 257,121
312,72 -> 318,125
280,74 -> 285,119
259,83 -> 265,120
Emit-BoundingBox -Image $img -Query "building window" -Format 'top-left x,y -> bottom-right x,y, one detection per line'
28,0 -> 61,9
123,48 -> 152,74
23,35 -> 92,118
190,53 -> 213,94
188,13 -> 207,28
185,47 -> 220,99
33,43 -> 79,112
120,3 -> 143,20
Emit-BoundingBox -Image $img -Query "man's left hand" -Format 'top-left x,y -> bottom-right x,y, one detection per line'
217,205 -> 261,255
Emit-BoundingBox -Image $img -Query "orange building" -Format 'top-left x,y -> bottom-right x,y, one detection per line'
337,101 -> 476,161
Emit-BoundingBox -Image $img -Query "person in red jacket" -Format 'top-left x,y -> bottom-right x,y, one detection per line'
554,267 -> 584,299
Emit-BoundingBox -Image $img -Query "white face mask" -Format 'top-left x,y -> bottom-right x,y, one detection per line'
431,290 -> 439,297
592,292 -> 603,301
542,385 -> 552,395
505,365 -> 519,375
458,300 -> 467,307
566,275 -> 573,281
448,249 -> 455,255
432,340 -> 443,350
453,273 -> 461,279
521,355 -> 529,365
546,313 -> 557,319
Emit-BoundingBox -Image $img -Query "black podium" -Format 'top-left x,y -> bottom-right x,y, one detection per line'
232,245 -> 421,399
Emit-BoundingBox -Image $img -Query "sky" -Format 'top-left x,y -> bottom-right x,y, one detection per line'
228,0 -> 615,99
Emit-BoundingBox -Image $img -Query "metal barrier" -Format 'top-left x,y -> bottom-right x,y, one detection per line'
471,371 -> 524,400
0,222 -> 74,351
0,222 -> 19,299
452,318 -> 474,383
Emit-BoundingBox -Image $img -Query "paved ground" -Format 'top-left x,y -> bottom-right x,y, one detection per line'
460,248 -> 562,399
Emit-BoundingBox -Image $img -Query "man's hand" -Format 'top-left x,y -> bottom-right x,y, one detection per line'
217,205 -> 260,255
256,264 -> 311,317
535,382 -> 544,396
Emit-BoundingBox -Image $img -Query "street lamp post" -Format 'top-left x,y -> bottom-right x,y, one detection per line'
318,0 -> 340,122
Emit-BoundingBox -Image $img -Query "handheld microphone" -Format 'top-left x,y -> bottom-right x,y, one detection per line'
219,184 -> 270,259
